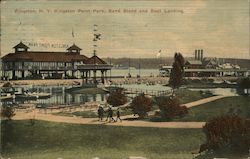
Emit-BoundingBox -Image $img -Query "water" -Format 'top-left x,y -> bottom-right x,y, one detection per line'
1,84 -> 243,107
108,69 -> 159,77
1,86 -> 107,107
1,84 -> 170,107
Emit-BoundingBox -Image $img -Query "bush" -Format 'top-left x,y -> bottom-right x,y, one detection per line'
156,96 -> 188,120
131,93 -> 152,118
1,106 -> 15,120
107,88 -> 128,107
238,77 -> 250,95
203,115 -> 250,153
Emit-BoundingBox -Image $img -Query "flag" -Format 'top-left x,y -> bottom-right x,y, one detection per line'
156,50 -> 161,58
72,28 -> 74,38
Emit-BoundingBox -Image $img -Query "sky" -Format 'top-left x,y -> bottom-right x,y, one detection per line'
0,0 -> 249,59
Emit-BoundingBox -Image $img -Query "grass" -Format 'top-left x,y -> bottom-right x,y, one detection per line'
155,88 -> 213,105
53,111 -> 98,118
175,96 -> 250,122
184,78 -> 238,89
53,107 -> 134,118
1,120 -> 205,159
175,89 -> 214,104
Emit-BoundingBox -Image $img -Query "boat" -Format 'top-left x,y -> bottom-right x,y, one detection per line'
0,82 -> 16,100
28,92 -> 51,99
0,93 -> 15,100
15,94 -> 37,100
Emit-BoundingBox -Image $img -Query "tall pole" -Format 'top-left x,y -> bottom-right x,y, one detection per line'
93,24 -> 102,84
93,24 -> 102,56
138,58 -> 141,77
129,58 -> 131,74
109,58 -> 112,80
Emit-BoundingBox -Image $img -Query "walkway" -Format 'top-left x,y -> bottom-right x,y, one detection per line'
12,95 -> 228,129
13,111 -> 205,128
181,95 -> 226,108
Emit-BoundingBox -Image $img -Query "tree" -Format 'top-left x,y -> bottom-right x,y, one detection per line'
156,96 -> 188,120
169,53 -> 185,96
107,88 -> 128,107
202,115 -> 250,153
238,77 -> 250,95
1,106 -> 15,120
131,93 -> 152,118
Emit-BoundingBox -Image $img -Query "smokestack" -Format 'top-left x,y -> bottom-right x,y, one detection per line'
195,50 -> 197,59
201,49 -> 203,60
198,50 -> 200,60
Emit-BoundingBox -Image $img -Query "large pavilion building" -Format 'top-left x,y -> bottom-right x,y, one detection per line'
1,42 -> 112,84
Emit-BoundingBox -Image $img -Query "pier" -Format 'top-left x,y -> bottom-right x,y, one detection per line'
121,87 -> 172,97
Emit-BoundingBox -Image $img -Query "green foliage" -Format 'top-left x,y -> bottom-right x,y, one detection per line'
156,96 -> 188,120
1,120 -> 205,159
175,96 -> 250,122
169,53 -> 185,91
238,77 -> 250,95
175,89 -> 213,104
107,88 -> 128,107
131,94 -> 152,118
203,115 -> 250,153
1,106 -> 15,120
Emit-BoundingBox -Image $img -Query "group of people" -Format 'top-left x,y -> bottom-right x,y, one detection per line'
97,106 -> 122,122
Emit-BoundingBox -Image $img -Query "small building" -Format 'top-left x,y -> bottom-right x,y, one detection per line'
1,42 -> 112,84
185,60 -> 203,69
202,58 -> 218,69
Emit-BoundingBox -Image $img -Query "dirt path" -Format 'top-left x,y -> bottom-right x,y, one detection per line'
12,95 -> 227,129
13,111 -> 205,128
182,95 -> 226,108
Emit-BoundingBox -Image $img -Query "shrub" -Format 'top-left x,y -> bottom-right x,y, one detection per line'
1,106 -> 15,120
131,93 -> 152,118
203,115 -> 250,153
107,88 -> 128,107
238,77 -> 250,95
157,96 -> 188,120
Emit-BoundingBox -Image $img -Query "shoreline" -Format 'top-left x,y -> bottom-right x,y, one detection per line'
0,76 -> 241,87
0,77 -> 169,86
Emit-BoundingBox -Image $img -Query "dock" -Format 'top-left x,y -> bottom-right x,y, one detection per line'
124,88 -> 172,97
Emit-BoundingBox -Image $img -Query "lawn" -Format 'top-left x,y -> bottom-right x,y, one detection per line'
175,96 -> 250,122
1,120 -> 205,159
174,88 -> 214,104
53,107 -> 134,118
54,111 -> 98,118
184,78 -> 237,89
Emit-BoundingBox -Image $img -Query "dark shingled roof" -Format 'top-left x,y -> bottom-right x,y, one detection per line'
2,51 -> 88,63
67,44 -> 82,51
13,42 -> 29,49
86,55 -> 107,64
185,60 -> 202,65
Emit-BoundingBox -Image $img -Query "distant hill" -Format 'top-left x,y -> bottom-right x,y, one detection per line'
103,57 -> 173,69
103,57 -> 250,69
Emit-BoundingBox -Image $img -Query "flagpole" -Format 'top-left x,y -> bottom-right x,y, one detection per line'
72,28 -> 75,43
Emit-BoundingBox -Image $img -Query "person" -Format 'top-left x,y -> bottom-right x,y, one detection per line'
116,108 -> 122,122
106,106 -> 115,122
109,107 -> 115,122
97,105 -> 104,121
105,107 -> 110,121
